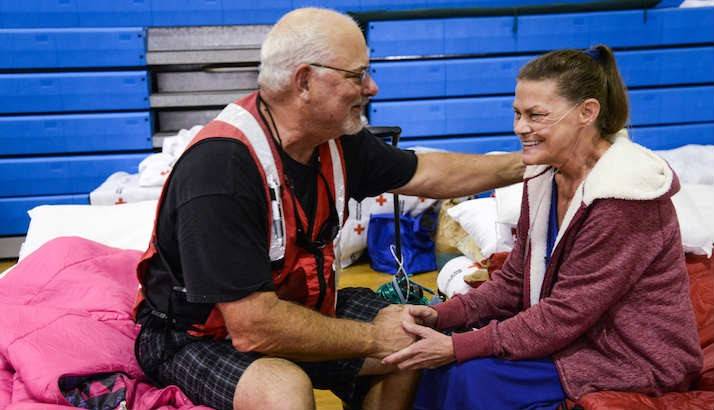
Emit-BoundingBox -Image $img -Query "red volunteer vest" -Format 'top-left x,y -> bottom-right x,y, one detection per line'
133,92 -> 348,339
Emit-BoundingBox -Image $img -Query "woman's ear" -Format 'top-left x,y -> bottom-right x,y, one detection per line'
579,98 -> 601,127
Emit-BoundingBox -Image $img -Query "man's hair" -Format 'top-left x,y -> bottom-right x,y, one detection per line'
258,8 -> 360,94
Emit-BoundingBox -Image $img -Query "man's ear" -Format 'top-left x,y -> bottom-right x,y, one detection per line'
580,98 -> 601,127
294,64 -> 311,99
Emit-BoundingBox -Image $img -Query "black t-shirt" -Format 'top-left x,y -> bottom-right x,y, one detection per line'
143,129 -> 417,314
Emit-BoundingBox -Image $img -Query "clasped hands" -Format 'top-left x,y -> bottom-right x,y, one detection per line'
372,304 -> 455,371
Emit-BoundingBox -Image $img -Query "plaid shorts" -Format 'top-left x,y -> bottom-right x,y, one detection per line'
135,287 -> 391,410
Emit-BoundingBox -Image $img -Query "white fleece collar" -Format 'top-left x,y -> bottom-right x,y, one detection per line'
581,132 -> 673,205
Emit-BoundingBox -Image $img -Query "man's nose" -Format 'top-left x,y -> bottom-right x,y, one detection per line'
363,73 -> 379,97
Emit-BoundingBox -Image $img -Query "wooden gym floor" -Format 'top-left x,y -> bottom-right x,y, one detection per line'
0,258 -> 436,409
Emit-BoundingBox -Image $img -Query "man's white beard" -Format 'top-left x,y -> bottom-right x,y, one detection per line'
341,111 -> 366,135
342,119 -> 363,135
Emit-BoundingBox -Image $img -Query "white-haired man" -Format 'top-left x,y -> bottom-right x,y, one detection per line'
133,7 -> 524,410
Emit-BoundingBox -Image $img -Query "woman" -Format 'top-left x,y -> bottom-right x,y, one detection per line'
383,45 -> 703,409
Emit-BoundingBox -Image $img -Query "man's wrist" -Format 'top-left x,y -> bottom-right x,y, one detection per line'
505,153 -> 526,183
367,322 -> 382,356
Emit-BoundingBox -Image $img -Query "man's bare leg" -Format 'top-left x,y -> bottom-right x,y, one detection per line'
233,357 -> 315,410
359,358 -> 421,410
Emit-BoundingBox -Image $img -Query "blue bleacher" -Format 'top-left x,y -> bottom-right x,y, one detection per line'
402,135 -> 522,154
0,153 -> 148,198
150,1 -> 223,26
0,0 -> 656,28
0,28 -> 146,69
400,123 -> 714,154
425,0 -> 606,7
367,8 -> 714,58
222,1 -> 293,25
371,86 -> 714,138
0,19 -> 152,243
371,47 -> 714,100
0,71 -> 150,114
630,122 -> 714,150
0,0 -> 80,28
0,113 -> 152,156
79,1 -> 154,27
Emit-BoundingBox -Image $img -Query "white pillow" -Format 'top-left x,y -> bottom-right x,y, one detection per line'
685,184 -> 714,233
656,145 -> 714,185
494,182 -> 523,226
19,200 -> 157,261
680,0 -> 714,7
447,198 -> 513,258
672,184 -> 714,257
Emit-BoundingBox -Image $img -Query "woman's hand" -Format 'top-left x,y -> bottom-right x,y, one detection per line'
371,305 -> 418,358
381,321 -> 455,370
407,305 -> 438,328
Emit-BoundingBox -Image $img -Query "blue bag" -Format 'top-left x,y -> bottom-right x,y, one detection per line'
367,210 -> 437,275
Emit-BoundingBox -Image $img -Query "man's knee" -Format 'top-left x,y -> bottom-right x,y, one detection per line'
233,357 -> 314,410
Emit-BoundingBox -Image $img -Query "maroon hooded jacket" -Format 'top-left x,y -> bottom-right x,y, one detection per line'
435,134 -> 703,399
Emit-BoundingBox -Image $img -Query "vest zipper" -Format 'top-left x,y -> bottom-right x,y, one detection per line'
308,165 -> 327,312
314,249 -> 326,311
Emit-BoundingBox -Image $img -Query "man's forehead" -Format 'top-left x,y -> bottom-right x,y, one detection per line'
329,39 -> 369,65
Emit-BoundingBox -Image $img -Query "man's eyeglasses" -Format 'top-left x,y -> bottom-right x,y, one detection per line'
309,63 -> 370,84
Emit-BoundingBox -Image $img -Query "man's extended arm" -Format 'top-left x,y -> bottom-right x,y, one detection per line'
395,152 -> 524,198
218,292 -> 412,361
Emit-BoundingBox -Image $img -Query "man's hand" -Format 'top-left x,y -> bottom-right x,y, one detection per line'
381,321 -> 455,371
371,305 -> 417,358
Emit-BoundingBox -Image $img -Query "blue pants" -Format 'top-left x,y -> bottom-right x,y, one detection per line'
413,357 -> 565,410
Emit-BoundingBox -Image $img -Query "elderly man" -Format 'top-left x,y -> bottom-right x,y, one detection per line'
133,7 -> 523,410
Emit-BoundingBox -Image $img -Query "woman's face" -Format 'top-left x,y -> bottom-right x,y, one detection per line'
513,79 -> 581,167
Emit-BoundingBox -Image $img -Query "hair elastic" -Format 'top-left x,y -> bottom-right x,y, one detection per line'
583,47 -> 602,62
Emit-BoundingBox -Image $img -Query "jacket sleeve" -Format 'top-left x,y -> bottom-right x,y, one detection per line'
434,205 -> 528,330
447,198 -> 668,362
